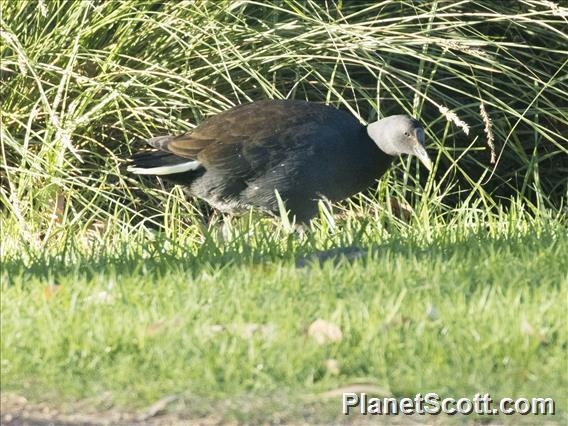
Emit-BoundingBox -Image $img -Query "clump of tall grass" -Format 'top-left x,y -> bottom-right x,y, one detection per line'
1,0 -> 567,249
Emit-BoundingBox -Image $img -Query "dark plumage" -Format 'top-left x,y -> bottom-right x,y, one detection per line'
128,100 -> 432,222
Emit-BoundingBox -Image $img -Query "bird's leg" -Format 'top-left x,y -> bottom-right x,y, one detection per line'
207,213 -> 234,243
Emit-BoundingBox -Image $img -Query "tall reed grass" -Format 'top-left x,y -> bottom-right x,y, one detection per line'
1,0 -> 567,247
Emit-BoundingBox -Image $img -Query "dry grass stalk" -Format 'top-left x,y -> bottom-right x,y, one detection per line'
38,0 -> 48,17
541,1 -> 565,16
480,103 -> 496,164
0,30 -> 28,77
437,40 -> 489,59
438,106 -> 470,135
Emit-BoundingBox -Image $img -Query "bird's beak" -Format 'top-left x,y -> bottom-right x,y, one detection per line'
413,143 -> 432,171
413,128 -> 432,171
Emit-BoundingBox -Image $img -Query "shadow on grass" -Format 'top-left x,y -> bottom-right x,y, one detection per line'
2,228 -> 561,285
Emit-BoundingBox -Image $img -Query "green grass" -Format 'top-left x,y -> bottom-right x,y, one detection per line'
2,210 -> 568,422
1,0 -> 567,423
1,0 -> 567,234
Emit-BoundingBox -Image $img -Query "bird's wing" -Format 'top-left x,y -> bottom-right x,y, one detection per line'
146,100 -> 349,178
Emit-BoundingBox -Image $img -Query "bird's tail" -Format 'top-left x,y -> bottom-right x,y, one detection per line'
127,150 -> 201,175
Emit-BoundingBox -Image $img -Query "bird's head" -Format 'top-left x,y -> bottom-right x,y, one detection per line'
367,115 -> 432,171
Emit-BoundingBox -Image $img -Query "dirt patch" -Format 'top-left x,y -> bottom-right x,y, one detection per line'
0,391 -> 444,425
0,393 -> 224,426
2,392 -> 561,425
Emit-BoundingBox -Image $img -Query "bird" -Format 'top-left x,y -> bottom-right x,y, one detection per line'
128,99 -> 432,222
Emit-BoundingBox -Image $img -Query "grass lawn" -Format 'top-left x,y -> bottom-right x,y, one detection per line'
2,0 -> 567,423
2,214 -> 567,423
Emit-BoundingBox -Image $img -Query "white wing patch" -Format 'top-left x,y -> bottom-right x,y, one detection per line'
127,161 -> 201,175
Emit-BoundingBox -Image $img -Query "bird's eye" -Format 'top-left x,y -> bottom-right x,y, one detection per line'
404,131 -> 410,137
